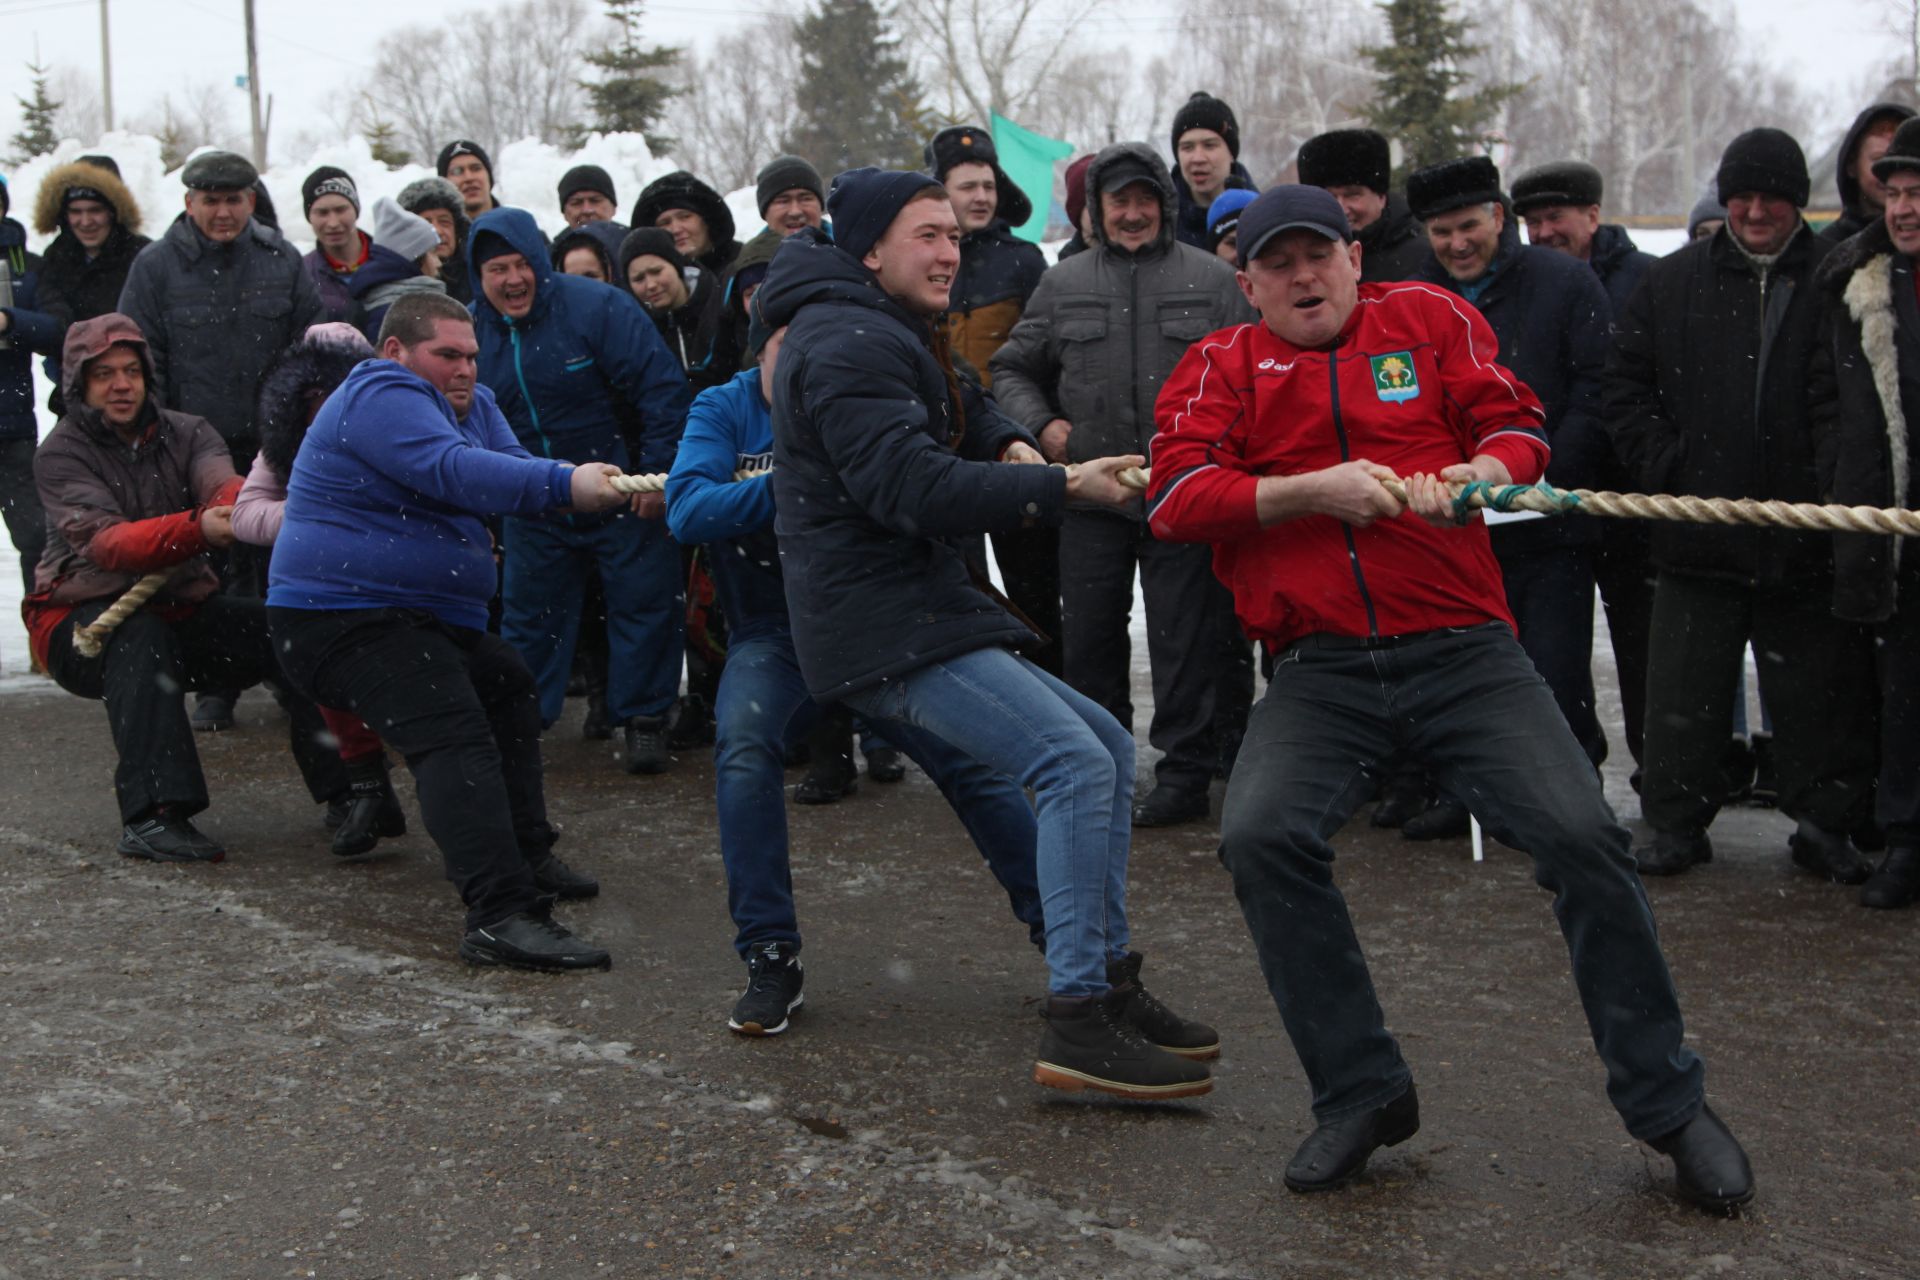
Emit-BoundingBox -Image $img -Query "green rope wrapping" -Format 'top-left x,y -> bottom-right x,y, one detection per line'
1451,479 -> 1583,522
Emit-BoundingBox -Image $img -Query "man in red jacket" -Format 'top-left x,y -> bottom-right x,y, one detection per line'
1145,187 -> 1751,1211
28,313 -> 345,862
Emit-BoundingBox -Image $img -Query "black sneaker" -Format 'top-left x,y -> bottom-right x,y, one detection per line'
1106,952 -> 1219,1059
864,745 -> 906,783
1033,991 -> 1213,1100
459,910 -> 611,972
331,774 -> 407,859
623,715 -> 670,775
728,941 -> 805,1035
1131,784 -> 1209,828
529,853 -> 600,900
118,811 -> 226,863
191,693 -> 236,733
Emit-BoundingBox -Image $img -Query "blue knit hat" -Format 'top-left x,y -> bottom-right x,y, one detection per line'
1206,188 -> 1259,252
826,166 -> 946,262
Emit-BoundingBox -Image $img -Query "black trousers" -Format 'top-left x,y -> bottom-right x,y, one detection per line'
1642,572 -> 1878,838
44,596 -> 346,823
1592,524 -> 1656,769
1876,555 -> 1920,845
0,437 -> 45,595
990,525 -> 1063,678
1499,545 -> 1604,763
269,606 -> 553,930
1058,509 -> 1250,792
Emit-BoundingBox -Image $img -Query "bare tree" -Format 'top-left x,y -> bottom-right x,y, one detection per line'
661,19 -> 806,188
48,65 -> 102,145
129,80 -> 245,169
899,0 -> 1108,126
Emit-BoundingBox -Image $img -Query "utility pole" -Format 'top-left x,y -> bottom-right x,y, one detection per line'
243,0 -> 266,168
98,0 -> 113,132
1679,31 -> 1697,204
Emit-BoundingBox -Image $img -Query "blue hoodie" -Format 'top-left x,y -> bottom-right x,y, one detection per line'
664,368 -> 786,640
267,358 -> 574,630
467,206 -> 692,479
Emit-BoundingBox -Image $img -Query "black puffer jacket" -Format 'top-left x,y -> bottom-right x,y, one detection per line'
1358,193 -> 1431,283
1819,103 -> 1915,245
758,227 -> 1064,702
1415,218 -> 1614,553
1809,218 -> 1920,621
1605,224 -> 1835,586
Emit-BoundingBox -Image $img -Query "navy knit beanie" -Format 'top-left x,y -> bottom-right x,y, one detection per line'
826,166 -> 947,262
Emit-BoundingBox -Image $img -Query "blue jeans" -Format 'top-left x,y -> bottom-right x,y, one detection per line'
716,632 -> 1046,956
844,645 -> 1134,996
1219,623 -> 1705,1140
500,513 -> 684,727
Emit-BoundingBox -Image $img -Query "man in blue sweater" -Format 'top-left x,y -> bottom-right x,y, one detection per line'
467,208 -> 695,775
665,313 -> 1048,1035
268,293 -> 629,972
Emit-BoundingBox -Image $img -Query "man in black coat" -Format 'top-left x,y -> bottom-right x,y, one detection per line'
1818,102 -> 1914,245
1296,128 -> 1431,283
1403,157 -> 1614,840
1606,128 -> 1879,880
1810,115 -> 1920,907
1512,160 -> 1659,785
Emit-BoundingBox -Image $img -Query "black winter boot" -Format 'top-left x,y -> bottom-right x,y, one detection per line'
1106,952 -> 1220,1059
331,756 -> 407,859
1860,846 -> 1920,909
1033,991 -> 1213,1100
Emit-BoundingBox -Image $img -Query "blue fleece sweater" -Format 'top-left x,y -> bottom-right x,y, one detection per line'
268,359 -> 574,629
664,368 -> 788,639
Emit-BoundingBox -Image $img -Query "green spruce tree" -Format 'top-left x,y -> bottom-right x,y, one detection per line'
1361,0 -> 1521,180
581,0 -> 679,150
363,101 -> 412,167
784,0 -> 926,176
9,61 -> 61,165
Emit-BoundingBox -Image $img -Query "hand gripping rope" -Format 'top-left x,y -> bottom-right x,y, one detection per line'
73,465 -> 1920,654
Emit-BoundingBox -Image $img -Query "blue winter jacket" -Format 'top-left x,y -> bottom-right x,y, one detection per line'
758,227 -> 1064,702
267,359 -> 574,631
0,217 -> 58,442
664,368 -> 786,641
468,207 -> 692,482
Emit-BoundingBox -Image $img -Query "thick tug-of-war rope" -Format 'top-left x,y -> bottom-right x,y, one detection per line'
72,464 -> 1920,655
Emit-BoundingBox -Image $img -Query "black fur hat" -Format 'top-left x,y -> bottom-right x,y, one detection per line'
1511,161 -> 1604,215
257,327 -> 375,478
1407,156 -> 1505,221
1297,129 -> 1391,195
923,124 -> 1032,228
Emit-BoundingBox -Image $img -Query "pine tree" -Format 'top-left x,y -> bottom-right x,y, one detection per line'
9,60 -> 61,165
581,0 -> 679,150
1360,0 -> 1521,180
365,116 -> 412,168
783,0 -> 927,175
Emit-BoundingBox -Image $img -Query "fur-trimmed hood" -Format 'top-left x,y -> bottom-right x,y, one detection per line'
33,161 -> 142,237
1085,142 -> 1178,254
256,325 -> 375,477
1819,218 -> 1910,508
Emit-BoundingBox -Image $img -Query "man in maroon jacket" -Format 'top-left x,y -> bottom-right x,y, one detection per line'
1146,187 -> 1751,1210
27,313 -> 345,863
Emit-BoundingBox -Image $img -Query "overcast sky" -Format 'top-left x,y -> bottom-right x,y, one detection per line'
0,0 -> 1902,166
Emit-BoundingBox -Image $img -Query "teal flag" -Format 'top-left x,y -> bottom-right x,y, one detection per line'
991,112 -> 1075,243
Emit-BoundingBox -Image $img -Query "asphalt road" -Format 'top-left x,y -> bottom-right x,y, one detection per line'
1,666 -> 1914,1279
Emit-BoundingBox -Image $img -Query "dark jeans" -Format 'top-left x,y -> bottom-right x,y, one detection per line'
1876,557 -> 1920,845
990,524 -> 1063,677
1,437 -> 46,594
1500,545 -> 1604,763
1643,572 -> 1878,838
1058,509 -> 1249,791
269,606 -> 553,930
1593,524 -> 1655,768
1219,623 -> 1704,1140
714,631 -> 1045,957
501,513 -> 683,727
44,596 -> 346,822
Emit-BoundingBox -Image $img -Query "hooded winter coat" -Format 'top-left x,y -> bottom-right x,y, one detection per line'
1819,103 -> 1916,245
990,142 -> 1254,510
1414,216 -> 1614,553
1810,218 -> 1920,621
550,224 -> 620,282
1356,192 -> 1431,283
467,207 -> 693,481
31,162 -> 151,414
1605,223 -> 1835,586
347,245 -> 447,344
1172,160 -> 1258,250
630,171 -> 741,276
117,211 -> 326,446
941,219 -> 1047,388
756,227 -> 1063,702
28,313 -> 238,664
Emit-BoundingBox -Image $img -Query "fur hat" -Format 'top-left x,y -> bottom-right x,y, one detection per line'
1297,129 -> 1391,195
1511,161 -> 1604,215
33,160 -> 142,237
396,176 -> 469,246
256,324 -> 375,478
1715,128 -> 1809,208
923,124 -> 1032,228
1407,155 -> 1505,221
1171,92 -> 1240,159
1871,116 -> 1920,182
